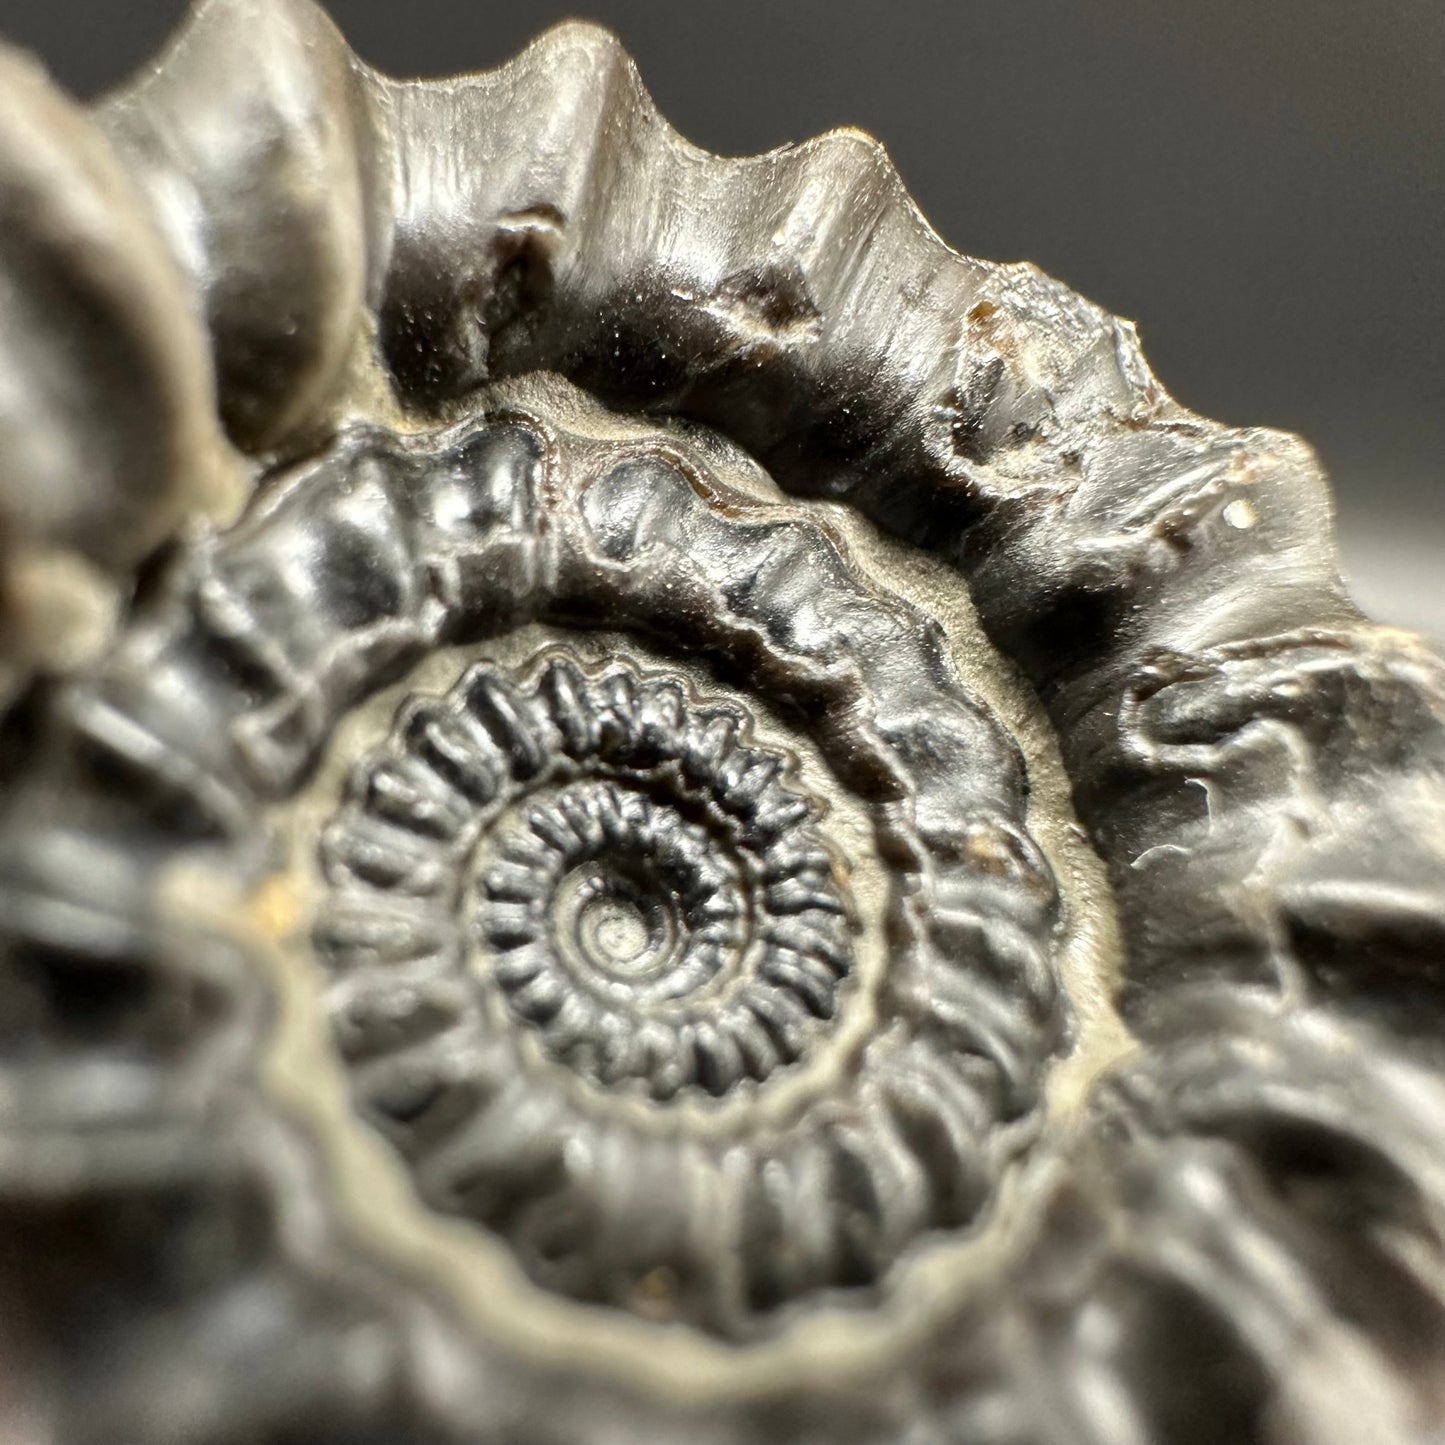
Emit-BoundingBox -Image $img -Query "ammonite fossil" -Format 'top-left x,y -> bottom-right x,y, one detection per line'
2,3 -> 1444,1442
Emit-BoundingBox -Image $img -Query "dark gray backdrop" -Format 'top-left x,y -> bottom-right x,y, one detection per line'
9,0 -> 1441,636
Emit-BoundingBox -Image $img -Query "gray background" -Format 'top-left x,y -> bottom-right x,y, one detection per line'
9,0 -> 1441,638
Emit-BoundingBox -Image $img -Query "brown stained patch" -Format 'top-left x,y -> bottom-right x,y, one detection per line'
631,1266 -> 682,1321
250,874 -> 302,941
964,297 -> 1022,366
961,822 -> 1029,876
1227,448 -> 1276,489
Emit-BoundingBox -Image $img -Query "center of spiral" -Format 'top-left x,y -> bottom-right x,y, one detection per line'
582,892 -> 649,966
556,867 -> 678,980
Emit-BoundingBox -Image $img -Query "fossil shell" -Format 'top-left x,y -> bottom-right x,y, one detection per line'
2,2 -> 1445,1442
0,40 -> 239,707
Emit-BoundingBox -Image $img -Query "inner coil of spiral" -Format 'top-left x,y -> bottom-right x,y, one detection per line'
167,377 -> 1087,1337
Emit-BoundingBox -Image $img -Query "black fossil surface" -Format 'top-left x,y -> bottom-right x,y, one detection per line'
1,2 -> 1444,1443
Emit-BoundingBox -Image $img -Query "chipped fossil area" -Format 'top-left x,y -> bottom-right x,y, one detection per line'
2,1 -> 1445,1443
